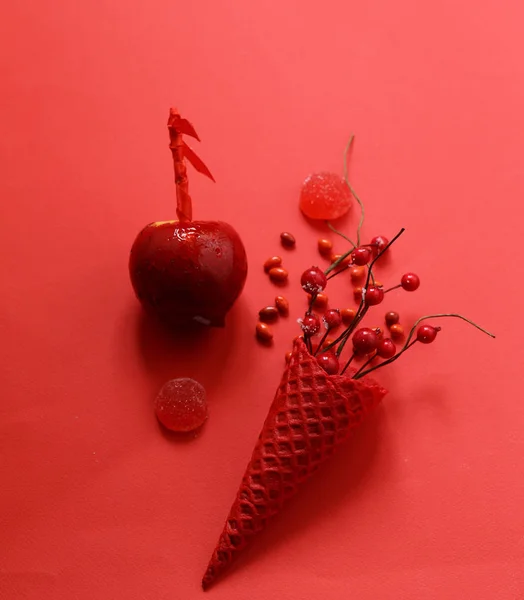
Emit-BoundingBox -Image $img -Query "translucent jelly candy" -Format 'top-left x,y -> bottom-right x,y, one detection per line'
299,172 -> 352,220
154,378 -> 208,432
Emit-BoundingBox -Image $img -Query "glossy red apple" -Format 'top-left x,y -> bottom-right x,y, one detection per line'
129,109 -> 248,327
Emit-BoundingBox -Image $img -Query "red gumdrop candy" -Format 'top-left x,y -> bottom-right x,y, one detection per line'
155,378 -> 208,432
299,172 -> 352,220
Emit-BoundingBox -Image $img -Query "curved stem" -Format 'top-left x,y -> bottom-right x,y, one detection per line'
323,229 -> 405,357
340,352 -> 355,375
343,135 -> 365,246
355,313 -> 495,379
335,306 -> 369,356
326,263 -> 350,279
353,354 -> 376,378
384,284 -> 402,293
314,329 -> 329,356
326,221 -> 357,248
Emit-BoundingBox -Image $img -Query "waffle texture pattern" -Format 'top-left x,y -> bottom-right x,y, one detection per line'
203,337 -> 387,588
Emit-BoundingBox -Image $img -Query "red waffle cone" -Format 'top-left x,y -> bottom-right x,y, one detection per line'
202,337 -> 387,589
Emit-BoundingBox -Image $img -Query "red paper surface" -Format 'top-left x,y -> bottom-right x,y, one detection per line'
1,2 -> 523,599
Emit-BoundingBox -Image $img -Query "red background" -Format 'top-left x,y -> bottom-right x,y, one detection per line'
1,1 -> 523,599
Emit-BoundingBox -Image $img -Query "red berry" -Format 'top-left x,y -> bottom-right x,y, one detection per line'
352,328 -> 379,355
316,351 -> 340,375
401,272 -> 420,291
417,325 -> 441,344
301,266 -> 327,294
301,313 -> 321,336
299,172 -> 352,220
377,338 -> 396,358
323,308 -> 342,330
351,247 -> 372,266
154,378 -> 208,432
365,286 -> 384,306
370,235 -> 389,257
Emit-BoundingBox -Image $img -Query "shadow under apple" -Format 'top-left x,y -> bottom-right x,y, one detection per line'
134,295 -> 251,399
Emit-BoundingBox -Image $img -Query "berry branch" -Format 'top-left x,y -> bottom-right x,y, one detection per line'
354,313 -> 495,379
324,228 -> 405,356
294,140 -> 494,379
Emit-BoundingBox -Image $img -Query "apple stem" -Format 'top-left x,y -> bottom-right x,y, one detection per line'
168,109 -> 192,222
167,109 -> 216,223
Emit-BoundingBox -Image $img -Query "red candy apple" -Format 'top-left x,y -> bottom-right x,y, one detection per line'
129,109 -> 248,327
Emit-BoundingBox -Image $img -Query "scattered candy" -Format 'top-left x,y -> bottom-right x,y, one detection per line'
263,256 -> 283,273
341,307 -> 356,326
385,311 -> 400,327
280,232 -> 296,248
259,306 -> 279,322
268,267 -> 289,284
349,265 -> 366,283
155,378 -> 208,433
311,292 -> 328,310
299,172 -> 352,220
389,323 -> 404,340
275,295 -> 289,316
256,322 -> 273,343
318,238 -> 333,256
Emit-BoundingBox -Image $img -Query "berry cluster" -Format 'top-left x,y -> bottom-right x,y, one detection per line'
258,136 -> 494,372
298,232 -> 491,378
295,135 -> 494,377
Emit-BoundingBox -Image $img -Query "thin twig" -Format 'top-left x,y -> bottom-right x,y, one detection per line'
324,229 -> 406,357
314,329 -> 329,356
340,352 -> 355,375
355,313 -> 495,379
343,135 -> 364,246
326,221 -> 356,248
